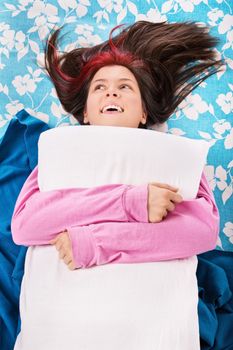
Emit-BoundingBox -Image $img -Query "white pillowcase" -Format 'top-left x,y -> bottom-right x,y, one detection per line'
38,125 -> 209,199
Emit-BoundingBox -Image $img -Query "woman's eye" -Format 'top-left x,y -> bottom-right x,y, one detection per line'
93,84 -> 131,91
94,85 -> 105,90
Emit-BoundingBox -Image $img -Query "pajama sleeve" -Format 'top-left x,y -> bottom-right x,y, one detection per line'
11,166 -> 148,245
67,171 -> 220,268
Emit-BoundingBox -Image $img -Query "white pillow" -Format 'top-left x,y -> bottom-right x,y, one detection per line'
15,126 -> 206,350
38,125 -> 209,199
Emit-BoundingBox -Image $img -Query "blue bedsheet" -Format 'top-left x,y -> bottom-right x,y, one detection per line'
0,110 -> 49,350
197,251 -> 233,350
0,110 -> 232,350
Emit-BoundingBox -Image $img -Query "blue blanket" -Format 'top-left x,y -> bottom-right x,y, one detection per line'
197,251 -> 233,350
0,110 -> 49,350
0,110 -> 232,350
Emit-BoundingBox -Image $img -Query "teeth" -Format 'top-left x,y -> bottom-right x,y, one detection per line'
102,105 -> 123,113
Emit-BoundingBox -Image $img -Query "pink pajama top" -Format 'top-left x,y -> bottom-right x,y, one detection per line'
11,166 -> 220,269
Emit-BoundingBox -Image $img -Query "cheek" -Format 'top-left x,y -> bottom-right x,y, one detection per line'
129,95 -> 144,113
85,95 -> 100,115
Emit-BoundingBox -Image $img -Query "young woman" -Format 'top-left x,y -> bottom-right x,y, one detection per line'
11,21 -> 223,270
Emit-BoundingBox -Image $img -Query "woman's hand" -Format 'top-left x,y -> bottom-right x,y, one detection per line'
148,182 -> 183,223
49,231 -> 76,271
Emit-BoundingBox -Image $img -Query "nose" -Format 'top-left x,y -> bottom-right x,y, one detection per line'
106,91 -> 119,98
106,93 -> 117,97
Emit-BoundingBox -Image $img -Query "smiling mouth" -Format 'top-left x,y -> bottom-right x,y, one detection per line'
101,110 -> 124,115
100,105 -> 124,114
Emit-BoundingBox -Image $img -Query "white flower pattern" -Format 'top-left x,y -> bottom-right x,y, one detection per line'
179,94 -> 209,120
12,75 -> 37,96
27,1 -> 60,40
216,92 -> 233,114
0,30 -> 15,50
5,100 -> 24,117
223,222 -> 233,244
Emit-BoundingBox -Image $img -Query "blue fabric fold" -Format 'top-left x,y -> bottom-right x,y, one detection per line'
197,251 -> 233,350
0,109 -> 49,350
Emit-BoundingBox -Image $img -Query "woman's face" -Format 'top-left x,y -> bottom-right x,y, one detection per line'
83,65 -> 147,128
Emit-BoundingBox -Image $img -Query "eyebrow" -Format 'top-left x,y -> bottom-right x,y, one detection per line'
92,78 -> 134,84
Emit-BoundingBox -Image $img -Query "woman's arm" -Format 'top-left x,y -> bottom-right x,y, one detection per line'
11,166 -> 148,245
12,168 -> 219,266
66,172 -> 220,268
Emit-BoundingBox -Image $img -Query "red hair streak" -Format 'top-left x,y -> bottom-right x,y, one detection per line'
49,24 -> 146,94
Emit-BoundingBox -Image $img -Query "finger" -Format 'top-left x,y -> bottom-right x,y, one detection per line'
59,249 -> 66,259
68,261 -> 76,271
170,192 -> 183,203
59,242 -> 71,252
150,182 -> 178,191
166,201 -> 175,212
63,255 -> 72,265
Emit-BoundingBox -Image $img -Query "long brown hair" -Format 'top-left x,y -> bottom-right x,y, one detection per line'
44,21 -> 224,128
